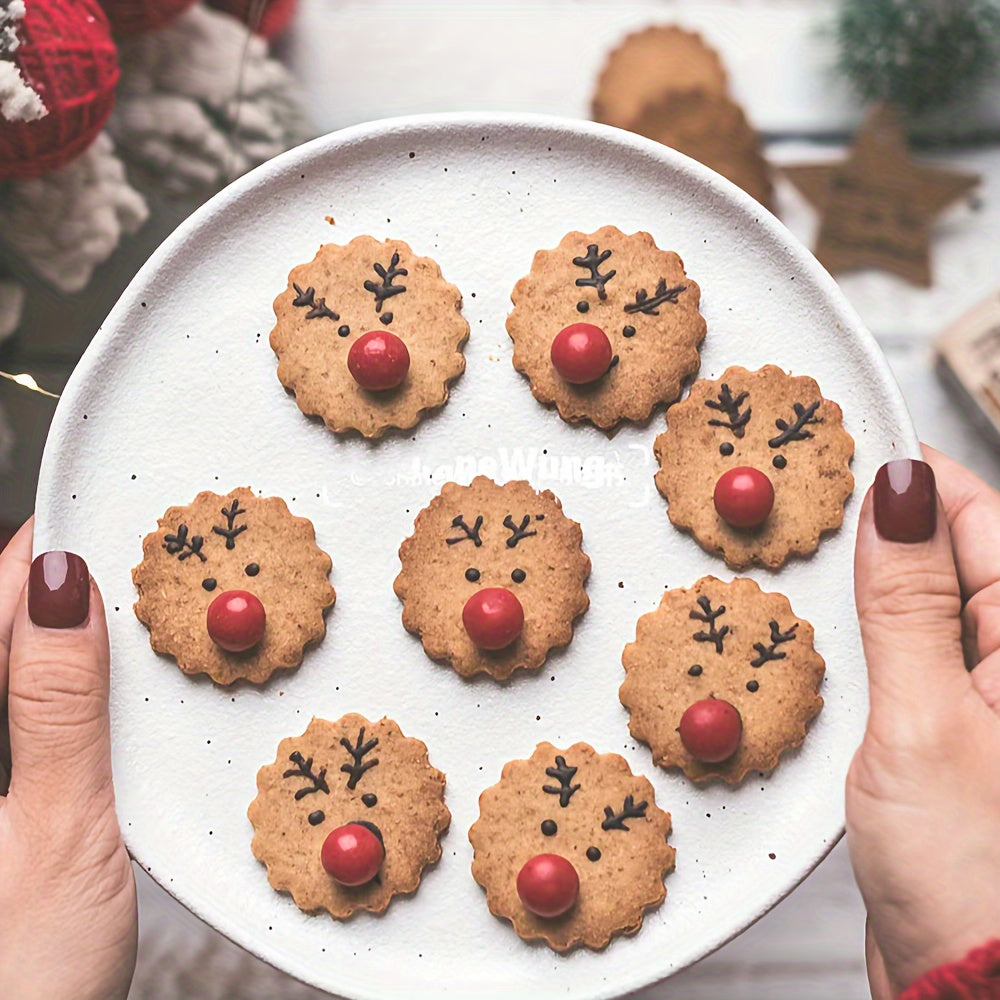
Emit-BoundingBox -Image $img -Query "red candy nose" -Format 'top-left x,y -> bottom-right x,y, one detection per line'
517,853 -> 580,918
206,590 -> 266,652
348,330 -> 410,391
550,323 -> 613,384
321,823 -> 385,886
462,587 -> 524,650
679,698 -> 743,763
713,466 -> 774,528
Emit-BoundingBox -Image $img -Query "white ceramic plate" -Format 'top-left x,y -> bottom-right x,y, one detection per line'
35,113 -> 917,1000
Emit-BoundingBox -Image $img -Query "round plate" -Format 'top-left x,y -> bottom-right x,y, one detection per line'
35,113 -> 916,999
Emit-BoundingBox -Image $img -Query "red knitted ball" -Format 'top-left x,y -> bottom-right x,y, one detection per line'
206,0 -> 298,40
0,0 -> 119,181
98,0 -> 198,37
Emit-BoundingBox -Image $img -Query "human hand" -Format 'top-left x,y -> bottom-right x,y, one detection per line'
848,446 -> 1000,997
0,521 -> 137,1000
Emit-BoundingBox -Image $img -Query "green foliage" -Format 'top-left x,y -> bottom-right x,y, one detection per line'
835,0 -> 1000,114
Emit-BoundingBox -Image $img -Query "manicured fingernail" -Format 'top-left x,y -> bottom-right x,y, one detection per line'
28,552 -> 90,628
873,460 -> 937,543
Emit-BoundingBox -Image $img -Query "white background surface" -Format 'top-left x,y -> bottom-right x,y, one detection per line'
11,1 -> 1000,997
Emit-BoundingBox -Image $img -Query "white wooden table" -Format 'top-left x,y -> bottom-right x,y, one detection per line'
4,2 -> 998,997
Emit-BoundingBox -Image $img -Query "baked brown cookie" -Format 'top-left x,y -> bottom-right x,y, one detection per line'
628,89 -> 775,212
507,226 -> 706,429
469,741 -> 675,952
248,714 -> 450,918
592,24 -> 728,131
654,365 -> 855,569
269,235 -> 469,438
393,476 -> 590,680
620,576 -> 825,784
133,487 -> 335,685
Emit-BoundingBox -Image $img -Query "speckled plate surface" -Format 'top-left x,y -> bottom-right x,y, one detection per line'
35,113 -> 917,1000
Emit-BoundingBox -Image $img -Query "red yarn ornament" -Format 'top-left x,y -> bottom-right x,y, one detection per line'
98,0 -> 198,37
0,0 -> 119,181
206,0 -> 298,40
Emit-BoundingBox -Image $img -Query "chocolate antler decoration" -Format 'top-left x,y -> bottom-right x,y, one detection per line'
601,794 -> 648,831
163,524 -> 207,562
705,384 -> 751,438
624,278 -> 687,315
283,751 -> 330,799
292,283 -> 339,321
751,620 -> 798,666
364,252 -> 408,312
212,499 -> 247,550
340,728 -> 380,789
768,401 -> 821,448
543,755 -> 580,807
446,515 -> 483,547
503,514 -> 537,548
573,244 -> 616,300
690,596 -> 730,653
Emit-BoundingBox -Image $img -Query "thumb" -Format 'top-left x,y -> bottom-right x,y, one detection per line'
6,551 -> 113,818
854,458 -> 968,732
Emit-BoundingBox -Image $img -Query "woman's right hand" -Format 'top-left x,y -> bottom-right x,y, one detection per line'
849,446 -> 1000,996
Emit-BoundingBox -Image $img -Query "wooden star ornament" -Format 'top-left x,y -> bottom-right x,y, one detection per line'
783,103 -> 979,286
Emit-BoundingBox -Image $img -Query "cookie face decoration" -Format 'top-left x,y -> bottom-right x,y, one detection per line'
270,235 -> 469,438
248,715 -> 450,918
394,477 -> 590,680
654,365 -> 855,569
620,576 -> 825,784
133,488 -> 335,685
507,226 -> 706,429
469,741 -> 675,952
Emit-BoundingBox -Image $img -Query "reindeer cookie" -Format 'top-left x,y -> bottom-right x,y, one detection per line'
654,365 -> 855,569
133,488 -> 335,685
270,235 -> 469,438
506,225 -> 706,429
620,576 -> 825,784
469,741 -> 675,952
248,714 -> 450,918
393,477 -> 590,680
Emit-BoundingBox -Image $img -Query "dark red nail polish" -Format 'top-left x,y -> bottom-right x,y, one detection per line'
28,552 -> 90,628
873,460 -> 937,543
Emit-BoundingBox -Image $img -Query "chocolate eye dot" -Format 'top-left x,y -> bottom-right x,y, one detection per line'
338,325 -> 351,338
576,300 -> 589,313
202,578 -> 217,592
245,562 -> 260,576
361,793 -> 377,808
379,311 -> 393,325
772,454 -> 787,469
511,568 -> 526,584
622,325 -> 636,338
719,442 -> 735,457
688,664 -> 703,676
747,679 -> 760,692
586,846 -> 601,862
308,810 -> 325,826
541,819 -> 557,836
465,567 -> 481,583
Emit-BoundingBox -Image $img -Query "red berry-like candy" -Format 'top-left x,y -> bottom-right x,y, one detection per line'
550,323 -> 613,384
462,587 -> 524,650
206,590 -> 266,652
713,466 -> 775,528
517,853 -> 579,918
348,330 -> 410,391
321,823 -> 384,886
679,698 -> 743,763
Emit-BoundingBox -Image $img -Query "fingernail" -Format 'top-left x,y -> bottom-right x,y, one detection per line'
873,460 -> 937,543
28,552 -> 90,628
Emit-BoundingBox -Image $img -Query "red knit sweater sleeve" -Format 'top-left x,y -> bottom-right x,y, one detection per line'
898,940 -> 1000,1000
